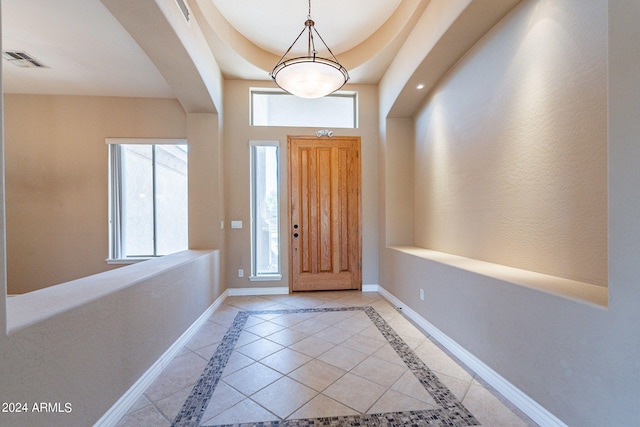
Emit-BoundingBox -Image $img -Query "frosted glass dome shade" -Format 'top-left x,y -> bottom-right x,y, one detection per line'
272,57 -> 348,99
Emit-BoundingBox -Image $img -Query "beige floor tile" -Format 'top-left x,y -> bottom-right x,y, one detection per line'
285,295 -> 329,309
422,352 -> 473,382
221,351 -> 254,377
413,338 -> 444,359
390,370 -> 439,406
333,316 -> 372,334
291,318 -> 332,335
222,362 -> 282,396
208,306 -> 241,326
323,373 -> 387,413
436,372 -> 473,401
288,359 -> 346,391
235,330 -> 261,347
243,315 -> 265,328
397,333 -> 427,350
386,317 -> 425,340
414,341 -> 473,382
235,337 -> 284,361
351,356 -> 407,387
114,404 -> 170,427
372,343 -> 406,366
244,320 -> 286,337
192,342 -> 218,360
358,324 -> 386,340
184,322 -> 228,351
289,335 -> 335,357
369,299 -> 399,315
253,311 -> 284,321
289,394 -> 359,420
225,296 -> 276,311
313,325 -> 354,344
252,376 -> 318,418
368,389 -> 437,414
125,394 -> 151,414
115,292 -> 536,427
153,385 -> 193,422
463,383 -> 534,427
341,333 -> 387,356
317,344 -> 368,371
270,312 -> 319,327
205,398 -> 279,425
200,381 -> 245,422
260,348 -> 312,374
265,327 -> 309,346
144,351 -> 208,402
312,310 -> 357,326
262,302 -> 301,311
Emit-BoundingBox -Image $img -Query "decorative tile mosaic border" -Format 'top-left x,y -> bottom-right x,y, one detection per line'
172,306 -> 479,427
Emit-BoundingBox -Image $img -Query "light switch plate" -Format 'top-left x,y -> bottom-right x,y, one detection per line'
231,220 -> 243,229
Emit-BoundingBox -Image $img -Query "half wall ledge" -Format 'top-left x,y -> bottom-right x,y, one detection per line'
6,249 -> 218,334
389,246 -> 608,309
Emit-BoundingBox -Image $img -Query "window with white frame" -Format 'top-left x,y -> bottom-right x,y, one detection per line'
107,139 -> 188,262
251,89 -> 357,128
250,141 -> 281,279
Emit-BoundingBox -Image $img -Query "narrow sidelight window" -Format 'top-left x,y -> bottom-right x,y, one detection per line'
250,141 -> 281,279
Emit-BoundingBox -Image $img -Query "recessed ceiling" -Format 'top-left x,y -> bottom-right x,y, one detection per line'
1,0 -> 421,97
212,0 -> 403,56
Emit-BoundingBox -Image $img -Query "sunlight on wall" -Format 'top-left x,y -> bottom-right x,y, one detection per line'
412,0 -> 607,286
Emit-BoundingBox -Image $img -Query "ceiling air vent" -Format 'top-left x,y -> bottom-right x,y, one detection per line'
2,51 -> 48,68
175,0 -> 191,23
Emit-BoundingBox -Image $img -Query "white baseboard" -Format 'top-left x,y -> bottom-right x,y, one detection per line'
94,290 -> 229,427
227,285 -> 378,295
376,286 -> 567,427
227,287 -> 289,296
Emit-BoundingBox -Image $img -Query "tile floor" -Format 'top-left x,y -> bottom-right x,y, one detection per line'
115,291 -> 538,426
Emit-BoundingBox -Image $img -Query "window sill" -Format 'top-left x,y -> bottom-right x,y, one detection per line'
106,257 -> 153,265
249,274 -> 282,282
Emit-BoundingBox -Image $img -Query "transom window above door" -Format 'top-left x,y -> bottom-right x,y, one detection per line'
250,89 -> 358,128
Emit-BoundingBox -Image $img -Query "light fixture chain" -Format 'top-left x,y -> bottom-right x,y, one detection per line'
270,0 -> 349,98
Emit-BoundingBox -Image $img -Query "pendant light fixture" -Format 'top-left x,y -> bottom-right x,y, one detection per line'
270,0 -> 349,99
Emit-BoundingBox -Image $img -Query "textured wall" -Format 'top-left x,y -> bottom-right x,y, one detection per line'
379,0 -> 640,425
412,0 -> 607,286
3,95 -> 187,293
222,80 -> 380,290
0,250 -> 220,427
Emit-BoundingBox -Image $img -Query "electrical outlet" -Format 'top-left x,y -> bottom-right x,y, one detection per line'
419,288 -> 424,301
238,269 -> 244,278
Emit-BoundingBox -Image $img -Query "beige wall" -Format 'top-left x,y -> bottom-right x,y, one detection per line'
223,80 -> 379,290
0,250 -> 221,427
412,0 -> 607,286
3,95 -> 187,294
0,3 -> 228,426
380,0 -> 640,425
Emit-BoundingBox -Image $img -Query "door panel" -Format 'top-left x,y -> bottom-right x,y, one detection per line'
288,136 -> 361,292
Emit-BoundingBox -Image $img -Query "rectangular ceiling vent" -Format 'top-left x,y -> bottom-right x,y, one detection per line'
2,51 -> 48,68
175,0 -> 191,24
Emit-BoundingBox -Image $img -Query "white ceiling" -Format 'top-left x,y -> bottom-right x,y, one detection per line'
211,0 -> 402,56
1,0 -> 414,98
1,0 -> 175,97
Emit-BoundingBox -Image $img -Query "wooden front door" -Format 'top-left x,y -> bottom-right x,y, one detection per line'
288,135 -> 362,292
